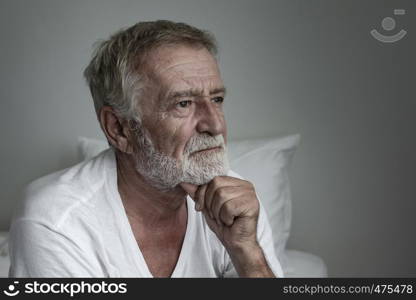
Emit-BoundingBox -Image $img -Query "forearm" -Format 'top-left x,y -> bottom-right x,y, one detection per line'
226,242 -> 276,278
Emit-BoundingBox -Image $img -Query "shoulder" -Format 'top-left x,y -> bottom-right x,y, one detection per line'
12,149 -> 113,228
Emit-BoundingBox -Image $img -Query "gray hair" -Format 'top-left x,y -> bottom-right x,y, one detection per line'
83,20 -> 218,122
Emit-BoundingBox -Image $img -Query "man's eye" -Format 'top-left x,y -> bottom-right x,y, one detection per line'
177,100 -> 192,108
212,97 -> 224,104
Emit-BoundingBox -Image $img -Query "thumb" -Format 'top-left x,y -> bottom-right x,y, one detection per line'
180,182 -> 198,200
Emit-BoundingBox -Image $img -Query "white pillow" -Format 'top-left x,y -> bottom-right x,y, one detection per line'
282,249 -> 328,277
77,134 -> 300,262
227,135 -> 300,263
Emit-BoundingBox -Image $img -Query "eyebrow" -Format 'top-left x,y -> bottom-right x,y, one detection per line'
170,87 -> 227,99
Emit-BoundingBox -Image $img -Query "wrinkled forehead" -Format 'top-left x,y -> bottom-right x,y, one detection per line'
143,44 -> 223,96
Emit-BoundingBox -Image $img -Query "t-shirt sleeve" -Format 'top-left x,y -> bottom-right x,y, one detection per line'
8,219 -> 105,277
222,200 -> 284,278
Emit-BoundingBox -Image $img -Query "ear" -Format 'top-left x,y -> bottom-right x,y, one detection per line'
99,106 -> 134,154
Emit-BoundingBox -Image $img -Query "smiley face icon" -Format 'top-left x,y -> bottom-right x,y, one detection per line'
371,9 -> 407,43
3,281 -> 20,297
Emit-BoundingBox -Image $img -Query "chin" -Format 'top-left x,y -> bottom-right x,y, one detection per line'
185,173 -> 219,186
181,159 -> 230,185
186,150 -> 230,184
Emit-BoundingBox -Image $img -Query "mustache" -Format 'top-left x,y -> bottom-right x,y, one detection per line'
184,134 -> 226,155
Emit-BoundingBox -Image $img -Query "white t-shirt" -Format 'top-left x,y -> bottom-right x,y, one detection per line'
9,149 -> 283,278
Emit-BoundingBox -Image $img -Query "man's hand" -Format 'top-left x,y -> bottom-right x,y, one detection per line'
181,176 -> 259,249
180,176 -> 275,277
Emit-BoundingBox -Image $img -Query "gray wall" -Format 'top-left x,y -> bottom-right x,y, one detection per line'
1,0 -> 415,276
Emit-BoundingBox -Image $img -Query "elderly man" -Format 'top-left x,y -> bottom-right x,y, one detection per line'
9,20 -> 283,278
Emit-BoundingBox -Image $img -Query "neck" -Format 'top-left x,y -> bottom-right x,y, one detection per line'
115,150 -> 187,227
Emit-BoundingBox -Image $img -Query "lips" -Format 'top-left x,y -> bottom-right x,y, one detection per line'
191,146 -> 222,155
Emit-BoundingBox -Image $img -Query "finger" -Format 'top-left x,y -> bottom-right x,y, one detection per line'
195,184 -> 208,211
204,177 -> 228,219
202,208 -> 221,233
219,198 -> 244,226
180,182 -> 198,200
211,186 -> 241,222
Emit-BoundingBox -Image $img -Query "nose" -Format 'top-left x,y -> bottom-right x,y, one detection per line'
195,100 -> 225,136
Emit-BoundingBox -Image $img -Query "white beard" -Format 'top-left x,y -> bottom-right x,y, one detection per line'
133,127 -> 229,191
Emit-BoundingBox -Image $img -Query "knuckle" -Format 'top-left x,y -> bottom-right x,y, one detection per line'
213,187 -> 227,202
217,187 -> 227,199
247,194 -> 259,207
223,200 -> 234,214
246,180 -> 255,189
212,176 -> 221,186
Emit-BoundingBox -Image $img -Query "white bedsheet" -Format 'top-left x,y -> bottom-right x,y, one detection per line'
282,249 -> 328,277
